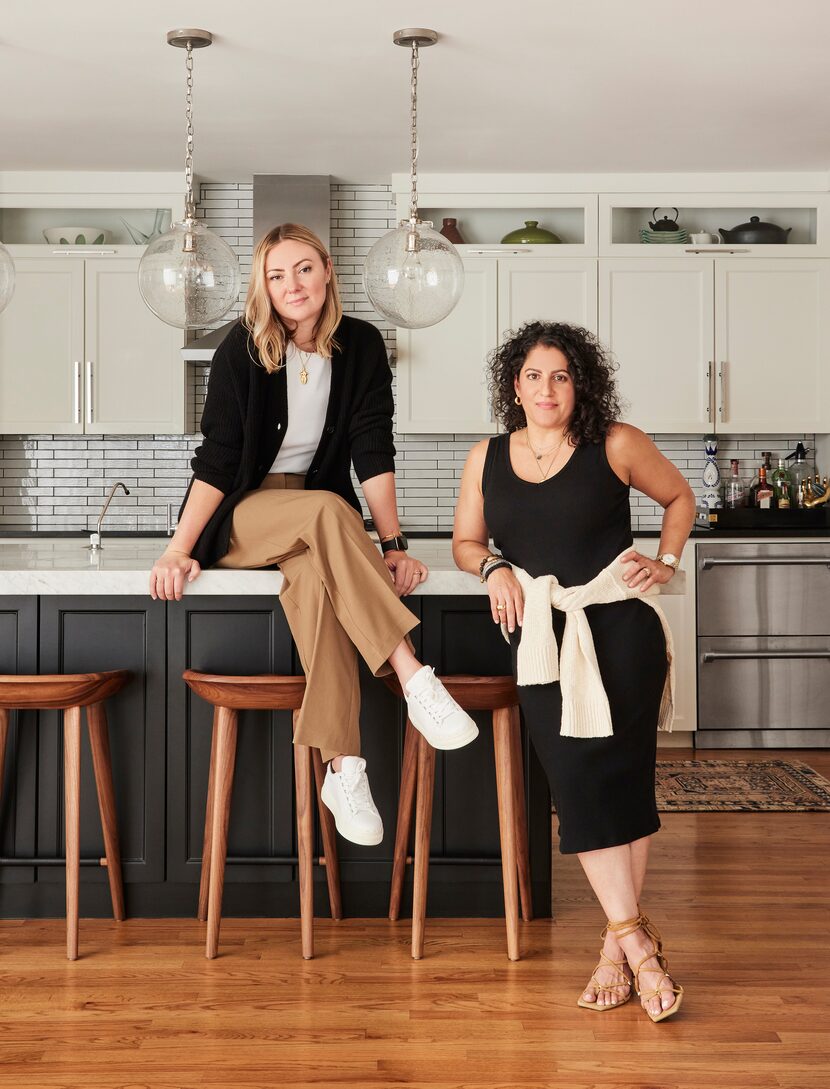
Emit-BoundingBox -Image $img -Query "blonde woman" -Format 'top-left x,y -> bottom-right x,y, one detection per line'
150,223 -> 478,845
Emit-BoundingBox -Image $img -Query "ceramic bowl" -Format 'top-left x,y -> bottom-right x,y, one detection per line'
43,227 -> 110,245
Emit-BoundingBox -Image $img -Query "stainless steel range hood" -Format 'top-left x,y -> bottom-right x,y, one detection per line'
182,174 -> 331,362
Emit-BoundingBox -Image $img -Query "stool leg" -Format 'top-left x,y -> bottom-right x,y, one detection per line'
63,706 -> 81,961
312,749 -> 342,921
85,702 -> 125,922
293,716 -> 314,960
206,706 -> 238,960
198,710 -> 220,922
509,705 -> 533,923
389,717 -> 418,922
493,707 -> 520,962
411,732 -> 435,961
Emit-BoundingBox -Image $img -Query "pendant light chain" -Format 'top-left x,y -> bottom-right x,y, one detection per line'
408,41 -> 420,224
184,42 -> 195,221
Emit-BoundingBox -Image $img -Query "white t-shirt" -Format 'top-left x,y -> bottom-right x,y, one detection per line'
269,342 -> 332,475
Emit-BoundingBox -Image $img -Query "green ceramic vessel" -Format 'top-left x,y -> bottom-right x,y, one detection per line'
500,220 -> 561,244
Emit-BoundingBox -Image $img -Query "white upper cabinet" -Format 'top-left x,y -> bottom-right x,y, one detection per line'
600,259 -> 714,433
498,258 -> 598,337
396,259 -> 498,434
84,259 -> 184,434
715,259 -> 830,433
601,257 -> 830,434
0,259 -> 85,433
0,255 -> 184,435
396,257 -> 599,434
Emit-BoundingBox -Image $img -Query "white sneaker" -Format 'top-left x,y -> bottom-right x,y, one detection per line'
404,666 -> 480,750
320,756 -> 384,847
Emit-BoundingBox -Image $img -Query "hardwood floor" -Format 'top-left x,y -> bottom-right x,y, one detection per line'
0,748 -> 827,1088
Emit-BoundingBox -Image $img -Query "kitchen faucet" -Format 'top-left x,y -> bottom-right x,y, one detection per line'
88,481 -> 131,551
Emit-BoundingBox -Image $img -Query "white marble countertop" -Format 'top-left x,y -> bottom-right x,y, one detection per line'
0,534 -> 824,596
0,537 -> 486,596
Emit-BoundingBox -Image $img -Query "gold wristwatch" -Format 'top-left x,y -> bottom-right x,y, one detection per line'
656,553 -> 680,570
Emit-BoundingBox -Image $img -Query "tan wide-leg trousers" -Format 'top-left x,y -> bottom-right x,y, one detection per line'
216,473 -> 419,763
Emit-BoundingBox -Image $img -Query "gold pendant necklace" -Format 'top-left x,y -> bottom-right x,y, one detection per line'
294,344 -> 312,385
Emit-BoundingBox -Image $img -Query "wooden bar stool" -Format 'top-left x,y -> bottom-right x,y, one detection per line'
385,675 -> 532,961
182,671 -> 342,960
0,671 -> 130,961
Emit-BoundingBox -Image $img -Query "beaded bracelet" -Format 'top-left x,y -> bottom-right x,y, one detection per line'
483,560 -> 512,581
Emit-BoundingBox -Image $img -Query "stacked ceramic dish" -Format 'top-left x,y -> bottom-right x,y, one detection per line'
639,227 -> 688,244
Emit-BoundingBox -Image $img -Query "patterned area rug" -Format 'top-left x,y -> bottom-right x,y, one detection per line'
655,759 -> 830,812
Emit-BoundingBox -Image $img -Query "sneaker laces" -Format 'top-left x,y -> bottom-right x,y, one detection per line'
340,765 -> 374,815
413,673 -> 457,724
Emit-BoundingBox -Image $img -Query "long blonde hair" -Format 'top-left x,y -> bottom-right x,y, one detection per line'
243,223 -> 343,374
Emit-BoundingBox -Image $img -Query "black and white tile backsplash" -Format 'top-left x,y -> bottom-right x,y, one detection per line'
0,180 -> 815,533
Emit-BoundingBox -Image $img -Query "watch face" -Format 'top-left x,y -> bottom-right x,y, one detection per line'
660,554 -> 679,568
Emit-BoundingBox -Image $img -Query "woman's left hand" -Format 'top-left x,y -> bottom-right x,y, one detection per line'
384,550 -> 428,597
620,549 -> 676,592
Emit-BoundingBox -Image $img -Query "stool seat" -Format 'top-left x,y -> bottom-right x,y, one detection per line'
0,669 -> 130,959
383,673 -> 518,711
0,670 -> 130,710
182,671 -> 307,711
386,672 -> 532,961
183,670 -> 342,960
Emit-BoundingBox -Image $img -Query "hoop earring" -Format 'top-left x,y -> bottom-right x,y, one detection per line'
514,394 -> 521,405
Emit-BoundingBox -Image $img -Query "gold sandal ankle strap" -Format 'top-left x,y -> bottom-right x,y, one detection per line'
605,914 -> 644,940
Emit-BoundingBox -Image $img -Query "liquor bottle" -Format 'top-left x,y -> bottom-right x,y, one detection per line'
701,435 -> 722,509
771,459 -> 793,509
723,459 -> 747,508
750,466 -> 776,509
785,442 -> 814,507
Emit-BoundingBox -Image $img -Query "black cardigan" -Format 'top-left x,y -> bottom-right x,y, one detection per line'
183,315 -> 396,568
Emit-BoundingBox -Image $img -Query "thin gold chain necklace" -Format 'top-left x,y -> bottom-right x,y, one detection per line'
525,429 -> 567,481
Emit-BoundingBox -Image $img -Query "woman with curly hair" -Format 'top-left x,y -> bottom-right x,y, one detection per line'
453,321 -> 695,1022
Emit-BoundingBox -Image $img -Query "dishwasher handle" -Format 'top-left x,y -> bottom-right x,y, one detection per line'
701,650 -> 830,662
699,556 -> 830,570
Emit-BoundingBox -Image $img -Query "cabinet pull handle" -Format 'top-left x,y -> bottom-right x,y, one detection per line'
702,650 -> 830,662
700,556 -> 830,569
706,361 -> 713,423
718,360 -> 727,421
684,247 -> 751,255
465,248 -> 532,255
85,361 -> 94,424
52,249 -> 118,256
73,361 -> 81,424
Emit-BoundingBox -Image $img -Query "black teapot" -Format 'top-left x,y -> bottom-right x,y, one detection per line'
648,207 -> 681,231
718,216 -> 792,244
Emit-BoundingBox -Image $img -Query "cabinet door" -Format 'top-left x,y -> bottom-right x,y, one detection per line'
599,259 -> 714,433
396,259 -> 497,434
498,258 -> 598,337
84,259 -> 185,434
37,597 -> 167,890
0,598 -> 38,886
0,258 -> 84,434
715,259 -> 830,432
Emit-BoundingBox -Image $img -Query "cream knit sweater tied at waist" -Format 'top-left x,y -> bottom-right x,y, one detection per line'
503,552 -> 682,739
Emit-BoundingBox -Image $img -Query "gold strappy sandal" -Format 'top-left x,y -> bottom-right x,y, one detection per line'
606,914 -> 684,1023
576,923 -> 634,1011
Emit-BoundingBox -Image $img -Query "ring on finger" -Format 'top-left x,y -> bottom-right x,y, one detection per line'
496,603 -> 506,611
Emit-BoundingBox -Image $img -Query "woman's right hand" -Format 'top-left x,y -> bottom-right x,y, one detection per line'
487,567 -> 524,633
150,549 -> 202,601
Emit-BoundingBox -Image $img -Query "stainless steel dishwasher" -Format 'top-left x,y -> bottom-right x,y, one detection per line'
697,542 -> 830,747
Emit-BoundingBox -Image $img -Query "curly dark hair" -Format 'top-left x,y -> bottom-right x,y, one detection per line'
487,321 -> 623,445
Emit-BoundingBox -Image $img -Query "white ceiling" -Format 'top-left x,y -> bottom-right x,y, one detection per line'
2,0 -> 830,181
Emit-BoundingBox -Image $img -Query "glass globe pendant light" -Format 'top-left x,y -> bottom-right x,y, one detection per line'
363,29 -> 463,330
0,242 -> 14,314
139,30 -> 240,330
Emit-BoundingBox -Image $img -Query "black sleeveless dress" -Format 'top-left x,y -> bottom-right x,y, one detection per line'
482,433 -> 667,854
